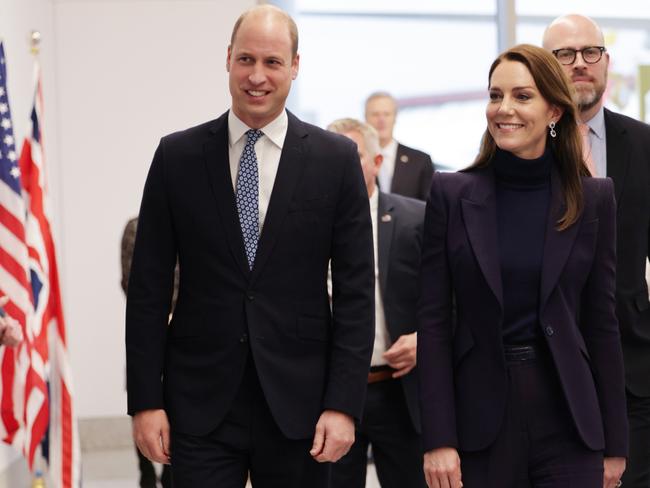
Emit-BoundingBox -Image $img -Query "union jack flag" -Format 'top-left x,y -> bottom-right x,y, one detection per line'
0,41 -> 81,487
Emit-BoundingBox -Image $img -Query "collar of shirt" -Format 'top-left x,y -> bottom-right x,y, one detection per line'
369,187 -> 379,215
228,109 -> 288,149
584,105 -> 605,140
381,138 -> 398,159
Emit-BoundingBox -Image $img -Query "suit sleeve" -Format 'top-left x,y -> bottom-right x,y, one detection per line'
125,140 -> 177,416
325,142 -> 375,420
581,178 -> 629,457
417,172 -> 458,451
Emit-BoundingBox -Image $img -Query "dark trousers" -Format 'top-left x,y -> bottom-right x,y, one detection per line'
330,377 -> 426,488
136,447 -> 172,488
170,355 -> 329,488
621,390 -> 650,487
460,346 -> 603,488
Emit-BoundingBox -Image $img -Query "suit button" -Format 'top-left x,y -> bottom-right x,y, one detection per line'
545,326 -> 554,337
247,294 -> 254,301
239,333 -> 248,343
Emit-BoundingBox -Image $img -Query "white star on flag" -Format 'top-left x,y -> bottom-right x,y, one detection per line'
9,165 -> 20,178
1,118 -> 10,129
7,150 -> 16,161
0,103 -> 7,114
4,134 -> 13,145
0,87 -> 4,96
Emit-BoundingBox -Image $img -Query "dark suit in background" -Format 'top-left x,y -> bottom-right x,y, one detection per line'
331,191 -> 426,488
604,109 -> 650,487
390,143 -> 434,202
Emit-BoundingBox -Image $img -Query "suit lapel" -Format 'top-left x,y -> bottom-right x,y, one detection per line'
539,167 -> 581,310
460,168 -> 503,308
203,112 -> 251,278
390,144 -> 407,193
604,108 -> 631,205
377,192 -> 394,298
250,111 -> 307,284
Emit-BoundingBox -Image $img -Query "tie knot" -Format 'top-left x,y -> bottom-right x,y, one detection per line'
246,129 -> 264,146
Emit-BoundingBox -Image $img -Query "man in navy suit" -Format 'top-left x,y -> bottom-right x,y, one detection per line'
327,118 -> 426,488
365,92 -> 434,201
126,6 -> 375,487
544,16 -> 650,487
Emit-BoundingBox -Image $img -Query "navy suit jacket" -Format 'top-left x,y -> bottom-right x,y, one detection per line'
126,110 -> 375,439
417,165 -> 628,457
378,192 -> 425,432
390,143 -> 434,201
604,108 -> 650,396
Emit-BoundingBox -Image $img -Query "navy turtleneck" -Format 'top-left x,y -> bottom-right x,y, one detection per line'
494,147 -> 552,344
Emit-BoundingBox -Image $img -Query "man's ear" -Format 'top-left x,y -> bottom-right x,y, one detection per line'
374,154 -> 383,171
291,53 -> 300,80
226,46 -> 232,72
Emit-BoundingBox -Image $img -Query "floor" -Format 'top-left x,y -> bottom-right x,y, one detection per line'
82,447 -> 382,487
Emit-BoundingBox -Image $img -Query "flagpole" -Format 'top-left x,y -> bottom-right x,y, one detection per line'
29,31 -> 41,56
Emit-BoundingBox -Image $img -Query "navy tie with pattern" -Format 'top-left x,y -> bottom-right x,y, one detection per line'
236,129 -> 263,270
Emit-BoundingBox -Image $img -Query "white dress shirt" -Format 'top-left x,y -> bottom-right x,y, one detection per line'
228,110 -> 288,232
377,139 -> 398,193
584,106 -> 607,177
369,189 -> 391,366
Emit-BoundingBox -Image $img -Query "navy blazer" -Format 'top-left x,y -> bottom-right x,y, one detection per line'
378,192 -> 425,432
126,110 -> 375,439
417,165 -> 628,457
603,108 -> 650,396
390,143 -> 434,201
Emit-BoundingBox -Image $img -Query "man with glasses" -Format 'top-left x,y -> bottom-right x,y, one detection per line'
544,14 -> 650,488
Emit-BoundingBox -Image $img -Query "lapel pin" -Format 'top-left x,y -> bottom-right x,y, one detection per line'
400,154 -> 409,163
381,214 -> 392,223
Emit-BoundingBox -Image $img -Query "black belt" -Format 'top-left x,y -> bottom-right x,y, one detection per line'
503,343 -> 542,362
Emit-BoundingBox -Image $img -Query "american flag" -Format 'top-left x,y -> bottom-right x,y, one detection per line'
0,41 -> 81,486
0,39 -> 46,465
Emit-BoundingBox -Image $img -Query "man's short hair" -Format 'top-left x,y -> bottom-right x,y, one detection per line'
230,5 -> 299,58
327,118 -> 381,160
364,91 -> 398,113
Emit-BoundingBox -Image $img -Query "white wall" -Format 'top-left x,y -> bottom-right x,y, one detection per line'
53,0 -> 255,419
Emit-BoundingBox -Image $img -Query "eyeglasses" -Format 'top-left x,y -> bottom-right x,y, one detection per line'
551,46 -> 606,65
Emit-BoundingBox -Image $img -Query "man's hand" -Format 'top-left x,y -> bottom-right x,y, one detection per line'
309,410 -> 355,463
132,409 -> 171,464
603,457 -> 625,488
423,447 -> 462,488
0,296 -> 23,347
383,332 -> 417,378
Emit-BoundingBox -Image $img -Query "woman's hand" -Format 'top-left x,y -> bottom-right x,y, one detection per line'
423,447 -> 462,488
603,456 -> 625,488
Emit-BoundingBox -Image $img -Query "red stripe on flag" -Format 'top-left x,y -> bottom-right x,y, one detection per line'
0,348 -> 19,442
0,246 -> 31,291
0,204 -> 27,242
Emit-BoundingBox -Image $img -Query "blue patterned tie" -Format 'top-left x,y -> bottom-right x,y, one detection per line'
236,129 -> 263,270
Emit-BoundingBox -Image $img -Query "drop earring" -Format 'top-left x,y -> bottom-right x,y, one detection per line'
549,121 -> 557,138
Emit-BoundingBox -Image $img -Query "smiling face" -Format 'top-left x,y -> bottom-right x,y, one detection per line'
542,15 -> 609,121
227,11 -> 299,128
486,60 -> 561,160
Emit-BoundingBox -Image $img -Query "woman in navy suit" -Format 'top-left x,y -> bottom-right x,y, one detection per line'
418,44 -> 628,488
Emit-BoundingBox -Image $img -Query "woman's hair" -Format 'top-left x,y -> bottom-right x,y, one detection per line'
469,44 -> 588,230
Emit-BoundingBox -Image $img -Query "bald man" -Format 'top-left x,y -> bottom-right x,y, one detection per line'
545,15 -> 650,488
126,6 -> 374,487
